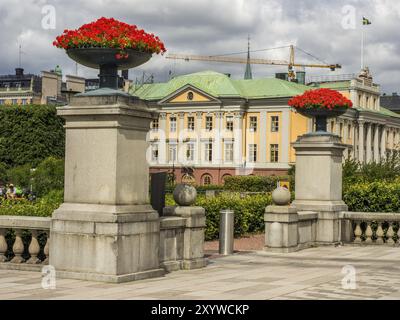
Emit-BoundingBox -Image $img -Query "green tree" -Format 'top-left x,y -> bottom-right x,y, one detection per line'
7,164 -> 32,189
32,157 -> 64,196
0,104 -> 65,167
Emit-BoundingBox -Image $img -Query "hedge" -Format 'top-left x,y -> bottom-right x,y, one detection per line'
223,175 -> 292,192
166,193 -> 271,240
343,181 -> 400,213
0,189 -> 63,217
0,104 -> 65,168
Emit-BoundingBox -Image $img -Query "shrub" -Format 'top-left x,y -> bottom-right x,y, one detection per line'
0,189 -> 63,217
0,162 -> 8,183
343,181 -> 400,212
166,193 -> 271,240
32,157 -> 64,197
7,164 -> 32,189
223,175 -> 291,192
0,104 -> 65,167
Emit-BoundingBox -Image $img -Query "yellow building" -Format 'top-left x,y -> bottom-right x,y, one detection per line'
132,68 -> 400,185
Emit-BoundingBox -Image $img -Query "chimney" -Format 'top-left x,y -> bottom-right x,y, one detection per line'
15,68 -> 24,76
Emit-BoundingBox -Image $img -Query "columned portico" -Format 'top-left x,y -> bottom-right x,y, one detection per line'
373,124 -> 380,162
381,125 -> 387,159
196,112 -> 202,164
234,112 -> 244,166
358,121 -> 365,163
365,122 -> 372,163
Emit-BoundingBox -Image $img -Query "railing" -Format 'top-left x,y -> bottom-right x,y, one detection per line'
342,212 -> 400,245
0,216 -> 51,266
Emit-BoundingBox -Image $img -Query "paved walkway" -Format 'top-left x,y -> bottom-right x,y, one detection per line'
1,245 -> 400,300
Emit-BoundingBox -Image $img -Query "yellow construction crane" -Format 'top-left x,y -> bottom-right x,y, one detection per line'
166,45 -> 341,82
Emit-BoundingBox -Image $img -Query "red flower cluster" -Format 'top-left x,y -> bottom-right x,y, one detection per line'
288,88 -> 353,110
53,17 -> 166,57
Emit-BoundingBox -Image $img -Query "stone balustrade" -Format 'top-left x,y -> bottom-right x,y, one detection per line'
340,212 -> 400,245
0,216 -> 51,270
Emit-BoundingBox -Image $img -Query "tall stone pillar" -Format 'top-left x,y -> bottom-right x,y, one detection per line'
234,112 -> 244,166
374,124 -> 380,162
381,125 -> 387,159
159,112 -> 167,164
358,121 -> 365,163
50,92 -> 164,283
196,112 -> 202,164
292,133 -> 347,244
366,123 -> 372,163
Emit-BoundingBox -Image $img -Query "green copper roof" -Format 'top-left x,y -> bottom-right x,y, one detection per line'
354,106 -> 400,119
131,70 -> 311,101
313,81 -> 351,90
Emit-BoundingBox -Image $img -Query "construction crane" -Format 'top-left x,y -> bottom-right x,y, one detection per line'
166,45 -> 341,82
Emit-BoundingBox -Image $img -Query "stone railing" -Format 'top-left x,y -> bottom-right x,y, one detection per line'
0,216 -> 51,270
341,212 -> 400,245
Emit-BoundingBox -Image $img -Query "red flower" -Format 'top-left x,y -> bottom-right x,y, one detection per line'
288,88 -> 353,111
53,17 -> 166,55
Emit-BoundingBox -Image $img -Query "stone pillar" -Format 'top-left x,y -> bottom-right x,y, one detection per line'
159,112 -> 167,164
234,112 -> 244,166
214,112 -> 223,166
50,92 -> 164,283
163,204 -> 207,270
381,125 -> 387,159
259,111 -> 267,164
374,124 -> 380,162
358,121 -> 364,163
264,205 -> 298,253
196,112 -> 202,164
292,133 -> 348,244
366,123 -> 372,163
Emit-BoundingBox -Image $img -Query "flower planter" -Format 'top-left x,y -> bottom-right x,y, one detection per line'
296,108 -> 348,132
67,48 -> 151,89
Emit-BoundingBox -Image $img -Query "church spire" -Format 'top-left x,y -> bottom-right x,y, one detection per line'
244,35 -> 253,80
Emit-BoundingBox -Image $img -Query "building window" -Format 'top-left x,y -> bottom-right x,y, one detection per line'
270,144 -> 279,163
249,144 -> 257,162
271,116 -> 279,132
206,116 -> 213,131
186,143 -> 195,161
330,121 -> 335,133
11,99 -> 17,105
348,124 -> 352,139
202,174 -> 212,186
152,119 -> 159,130
187,116 -> 195,131
226,116 -> 234,131
21,99 -> 27,105
359,95 -> 362,107
340,123 -> 343,138
168,144 -> 177,162
170,117 -> 177,132
249,116 -> 257,132
151,144 -> 159,161
225,142 -> 233,162
0,100 -> 4,105
205,143 -> 213,162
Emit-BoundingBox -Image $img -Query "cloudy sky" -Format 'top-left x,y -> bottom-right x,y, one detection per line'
0,0 -> 399,93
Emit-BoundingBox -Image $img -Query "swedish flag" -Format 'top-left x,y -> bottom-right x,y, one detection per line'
363,17 -> 372,25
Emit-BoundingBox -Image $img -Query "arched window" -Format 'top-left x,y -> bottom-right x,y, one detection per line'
202,174 -> 212,186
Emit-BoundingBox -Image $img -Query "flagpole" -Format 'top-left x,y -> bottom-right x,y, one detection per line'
361,23 -> 364,70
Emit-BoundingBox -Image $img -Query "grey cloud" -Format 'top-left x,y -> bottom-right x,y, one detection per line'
0,0 -> 398,93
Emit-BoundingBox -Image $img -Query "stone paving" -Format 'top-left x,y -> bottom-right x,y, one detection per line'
1,245 -> 400,300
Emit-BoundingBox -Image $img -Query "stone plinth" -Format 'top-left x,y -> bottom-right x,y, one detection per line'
50,91 -> 164,283
292,133 -> 348,244
163,206 -> 207,270
264,205 -> 299,253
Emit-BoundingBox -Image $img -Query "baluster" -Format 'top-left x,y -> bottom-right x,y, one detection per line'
27,230 -> 41,264
354,221 -> 362,243
386,223 -> 395,245
10,229 -> 25,263
365,222 -> 373,243
376,222 -> 384,244
0,228 -> 7,262
43,232 -> 49,264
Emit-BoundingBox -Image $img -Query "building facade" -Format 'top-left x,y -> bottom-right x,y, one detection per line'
0,67 -> 85,106
132,69 -> 400,185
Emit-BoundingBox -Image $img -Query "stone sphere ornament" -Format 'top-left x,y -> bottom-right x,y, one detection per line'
173,183 -> 197,206
272,187 -> 291,206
